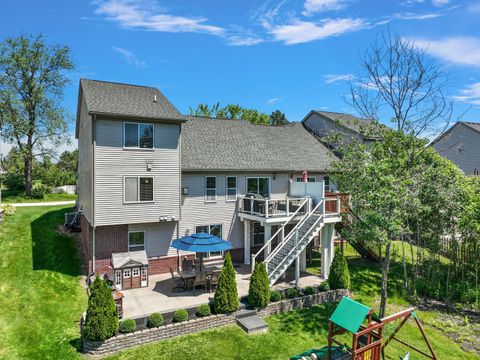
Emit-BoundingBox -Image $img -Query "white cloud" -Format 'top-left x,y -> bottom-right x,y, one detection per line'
393,11 -> 443,20
412,37 -> 480,67
468,2 -> 480,13
324,73 -> 354,84
94,0 -> 224,35
453,83 -> 480,106
266,97 -> 280,105
302,0 -> 346,16
269,18 -> 368,45
112,47 -> 146,67
432,0 -> 450,6
227,36 -> 264,46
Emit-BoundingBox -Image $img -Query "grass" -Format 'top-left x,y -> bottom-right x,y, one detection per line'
0,205 -> 87,360
1,189 -> 77,203
0,207 -> 476,359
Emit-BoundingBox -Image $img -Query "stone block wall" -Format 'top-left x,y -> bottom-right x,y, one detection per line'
82,289 -> 349,357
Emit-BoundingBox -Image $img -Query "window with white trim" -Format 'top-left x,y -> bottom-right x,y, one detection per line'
128,231 -> 145,251
205,176 -> 217,202
132,268 -> 140,277
324,176 -> 331,192
246,177 -> 270,197
195,224 -> 223,258
226,176 -> 237,201
124,122 -> 154,149
123,269 -> 131,278
124,176 -> 154,203
295,176 -> 316,182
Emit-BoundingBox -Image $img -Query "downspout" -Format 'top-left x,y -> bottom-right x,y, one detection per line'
92,114 -> 96,273
177,122 -> 182,270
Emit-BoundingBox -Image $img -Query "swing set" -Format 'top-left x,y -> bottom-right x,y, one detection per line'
291,297 -> 438,360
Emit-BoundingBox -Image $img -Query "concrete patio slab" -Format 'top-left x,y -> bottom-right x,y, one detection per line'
121,264 -> 325,319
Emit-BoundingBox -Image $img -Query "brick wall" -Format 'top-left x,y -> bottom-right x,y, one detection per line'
79,214 -> 93,273
82,289 -> 349,357
149,255 -> 195,274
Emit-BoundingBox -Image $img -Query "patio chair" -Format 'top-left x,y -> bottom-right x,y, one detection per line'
208,270 -> 221,293
192,271 -> 208,294
170,268 -> 185,292
182,259 -> 194,271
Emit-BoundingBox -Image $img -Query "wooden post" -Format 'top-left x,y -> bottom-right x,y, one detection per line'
327,321 -> 333,360
414,316 -> 438,360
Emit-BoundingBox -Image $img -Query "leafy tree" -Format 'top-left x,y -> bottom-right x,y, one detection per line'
189,103 -> 271,125
270,110 -> 288,125
83,276 -> 118,341
328,248 -> 350,289
214,253 -> 239,313
0,34 -> 74,196
248,262 -> 270,308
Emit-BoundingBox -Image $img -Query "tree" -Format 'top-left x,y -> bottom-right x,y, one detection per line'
83,276 -> 118,341
189,103 -> 271,125
270,110 -> 288,125
214,253 -> 239,313
0,34 -> 74,196
328,248 -> 350,290
248,262 -> 270,308
335,33 -> 453,317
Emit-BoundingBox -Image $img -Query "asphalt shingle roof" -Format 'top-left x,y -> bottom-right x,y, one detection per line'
79,79 -> 185,121
181,116 -> 337,172
462,121 -> 480,134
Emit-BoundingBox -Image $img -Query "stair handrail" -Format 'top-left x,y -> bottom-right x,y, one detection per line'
268,204 -> 325,282
250,197 -> 310,271
264,198 -> 324,269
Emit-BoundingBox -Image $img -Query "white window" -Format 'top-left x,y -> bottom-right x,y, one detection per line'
132,268 -> 140,277
141,267 -> 148,287
246,177 -> 270,197
115,270 -> 122,290
123,269 -> 131,278
195,224 -> 223,258
324,176 -> 330,192
128,231 -> 145,251
226,176 -> 237,201
205,176 -> 217,202
295,176 -> 316,183
124,176 -> 154,203
124,122 -> 154,149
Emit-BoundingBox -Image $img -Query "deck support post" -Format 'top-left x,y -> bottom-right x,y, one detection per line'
295,255 -> 300,288
244,220 -> 251,265
321,224 -> 334,279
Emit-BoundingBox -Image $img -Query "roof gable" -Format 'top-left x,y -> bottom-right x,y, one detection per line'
430,121 -> 480,146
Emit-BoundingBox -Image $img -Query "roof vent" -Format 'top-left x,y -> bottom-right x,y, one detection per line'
153,94 -> 157,103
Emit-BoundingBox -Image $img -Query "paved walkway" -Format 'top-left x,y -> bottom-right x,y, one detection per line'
4,200 -> 76,207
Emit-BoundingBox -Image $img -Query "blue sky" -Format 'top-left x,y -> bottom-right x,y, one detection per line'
1,0 -> 480,152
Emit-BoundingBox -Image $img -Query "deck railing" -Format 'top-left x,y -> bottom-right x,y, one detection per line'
238,196 -> 309,219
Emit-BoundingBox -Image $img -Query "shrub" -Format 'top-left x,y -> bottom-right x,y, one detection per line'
32,184 -> 51,199
328,248 -> 350,290
303,286 -> 315,295
248,262 -> 270,308
461,289 -> 478,304
4,173 -> 25,191
214,253 -> 239,313
119,319 -> 136,333
147,313 -> 164,328
270,290 -> 282,302
285,288 -> 298,299
319,282 -> 330,292
83,276 -> 118,341
1,204 -> 16,216
172,309 -> 188,323
195,304 -> 211,317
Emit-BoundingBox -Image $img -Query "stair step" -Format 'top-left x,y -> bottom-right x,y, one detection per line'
236,315 -> 268,334
236,309 -> 258,319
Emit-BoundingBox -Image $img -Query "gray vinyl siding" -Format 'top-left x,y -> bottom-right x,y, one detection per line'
433,123 -> 480,175
77,95 -> 93,223
94,119 -> 181,226
303,112 -> 361,143
128,222 -> 183,258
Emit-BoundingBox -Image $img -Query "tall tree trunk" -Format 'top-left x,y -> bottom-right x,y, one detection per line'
24,155 -> 33,197
379,241 -> 392,318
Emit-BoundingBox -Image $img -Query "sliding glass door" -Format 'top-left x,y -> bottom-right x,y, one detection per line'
246,177 -> 270,197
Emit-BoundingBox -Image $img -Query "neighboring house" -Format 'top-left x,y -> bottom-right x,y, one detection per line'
430,121 -> 480,176
76,79 -> 343,290
302,110 -> 381,147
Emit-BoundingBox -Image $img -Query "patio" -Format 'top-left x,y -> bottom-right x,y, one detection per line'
121,264 -> 326,319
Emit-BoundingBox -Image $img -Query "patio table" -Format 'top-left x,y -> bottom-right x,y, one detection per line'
178,269 -> 196,290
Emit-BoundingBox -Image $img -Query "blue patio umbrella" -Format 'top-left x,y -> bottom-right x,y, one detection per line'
171,233 -> 232,270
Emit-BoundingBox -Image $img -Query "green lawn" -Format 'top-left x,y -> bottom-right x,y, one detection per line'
0,207 -> 477,359
1,189 -> 77,203
0,205 -> 87,360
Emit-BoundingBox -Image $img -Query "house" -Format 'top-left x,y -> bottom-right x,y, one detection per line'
430,121 -> 480,176
76,79 -> 343,291
302,110 -> 381,147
